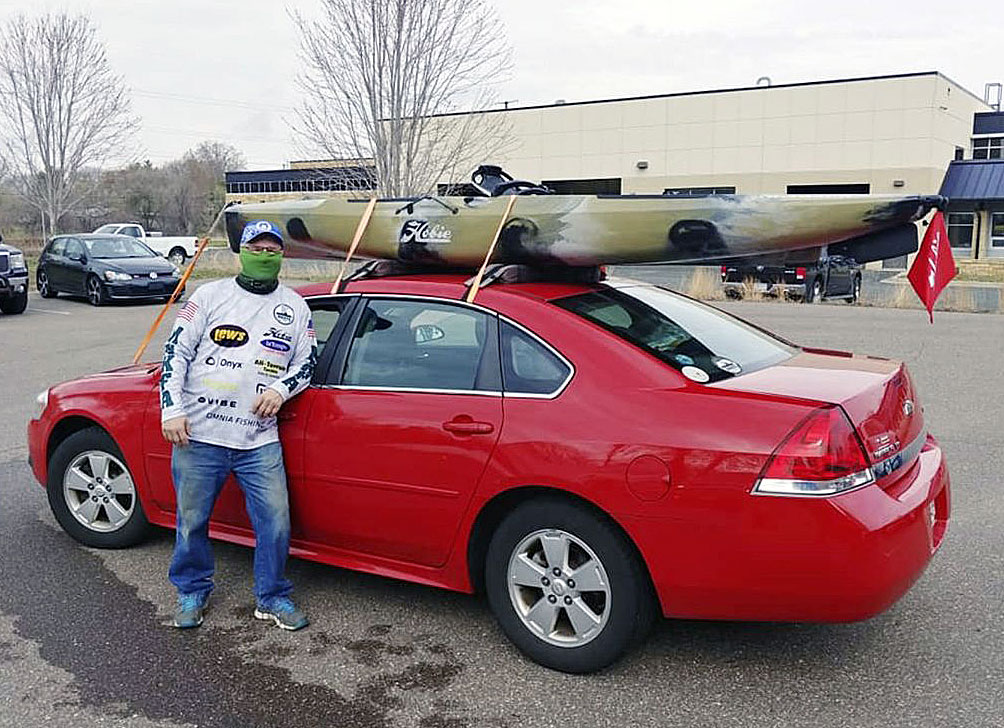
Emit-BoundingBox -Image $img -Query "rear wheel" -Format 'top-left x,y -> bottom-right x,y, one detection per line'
46,427 -> 151,548
804,279 -> 823,304
485,497 -> 656,673
0,290 -> 27,314
86,275 -> 107,306
846,276 -> 861,304
167,247 -> 186,267
37,269 -> 57,298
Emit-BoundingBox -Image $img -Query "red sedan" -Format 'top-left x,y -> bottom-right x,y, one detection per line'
26,269 -> 950,673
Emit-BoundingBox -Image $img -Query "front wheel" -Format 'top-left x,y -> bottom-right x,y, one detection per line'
86,275 -> 107,306
485,497 -> 656,673
0,290 -> 27,314
46,427 -> 151,548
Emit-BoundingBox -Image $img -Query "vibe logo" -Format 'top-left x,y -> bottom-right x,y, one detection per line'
197,396 -> 238,408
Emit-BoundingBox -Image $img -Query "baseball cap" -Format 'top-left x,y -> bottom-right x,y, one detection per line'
240,220 -> 284,247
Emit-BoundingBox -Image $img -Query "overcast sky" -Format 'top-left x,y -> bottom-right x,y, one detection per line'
1,0 -> 1001,170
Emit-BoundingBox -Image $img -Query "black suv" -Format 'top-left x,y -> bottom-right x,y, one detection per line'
0,234 -> 29,315
721,251 -> 862,304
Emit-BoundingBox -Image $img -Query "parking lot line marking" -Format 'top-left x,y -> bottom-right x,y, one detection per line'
30,307 -> 72,316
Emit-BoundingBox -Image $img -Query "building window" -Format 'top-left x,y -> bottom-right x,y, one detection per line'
541,178 -> 622,195
973,137 -> 1003,160
786,183 -> 870,194
663,186 -> 736,197
946,213 -> 974,257
991,213 -> 1004,249
954,146 -> 965,161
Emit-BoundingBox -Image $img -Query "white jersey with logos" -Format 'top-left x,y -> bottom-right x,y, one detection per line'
160,278 -> 316,450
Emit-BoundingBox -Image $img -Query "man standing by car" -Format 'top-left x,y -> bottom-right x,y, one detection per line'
160,220 -> 316,630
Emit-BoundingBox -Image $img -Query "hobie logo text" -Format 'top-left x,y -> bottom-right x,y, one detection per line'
400,220 -> 452,246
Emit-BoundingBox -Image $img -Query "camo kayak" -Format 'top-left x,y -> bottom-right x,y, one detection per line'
224,193 -> 944,266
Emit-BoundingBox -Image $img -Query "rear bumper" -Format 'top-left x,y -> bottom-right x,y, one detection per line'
630,435 -> 950,622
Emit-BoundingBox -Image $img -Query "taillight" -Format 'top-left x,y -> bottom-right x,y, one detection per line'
795,267 -> 806,281
720,265 -> 727,281
753,406 -> 874,496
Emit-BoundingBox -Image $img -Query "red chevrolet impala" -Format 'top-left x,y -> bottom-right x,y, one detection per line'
26,268 -> 950,673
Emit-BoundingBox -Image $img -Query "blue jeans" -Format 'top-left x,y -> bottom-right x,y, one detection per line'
169,440 -> 293,608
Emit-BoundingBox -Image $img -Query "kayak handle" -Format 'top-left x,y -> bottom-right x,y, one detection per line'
394,195 -> 459,216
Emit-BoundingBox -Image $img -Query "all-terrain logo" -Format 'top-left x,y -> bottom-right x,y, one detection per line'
399,220 -> 452,246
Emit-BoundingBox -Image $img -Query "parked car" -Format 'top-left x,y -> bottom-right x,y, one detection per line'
721,252 -> 862,303
27,268 -> 949,673
36,234 -> 183,306
0,235 -> 29,315
92,223 -> 198,266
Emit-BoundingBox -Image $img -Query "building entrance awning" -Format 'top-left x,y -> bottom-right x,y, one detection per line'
940,160 -> 1004,203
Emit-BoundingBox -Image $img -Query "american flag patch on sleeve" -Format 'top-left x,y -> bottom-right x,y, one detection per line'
178,300 -> 199,322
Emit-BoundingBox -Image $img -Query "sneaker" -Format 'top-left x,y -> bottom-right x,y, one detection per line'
173,593 -> 207,629
254,597 -> 309,631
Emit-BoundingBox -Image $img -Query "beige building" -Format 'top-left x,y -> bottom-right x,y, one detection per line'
472,71 -> 988,198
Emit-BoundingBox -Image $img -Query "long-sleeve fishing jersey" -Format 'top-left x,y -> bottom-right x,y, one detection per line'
160,278 -> 316,449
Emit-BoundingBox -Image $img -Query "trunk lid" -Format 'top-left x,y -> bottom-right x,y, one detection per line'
712,349 -> 924,485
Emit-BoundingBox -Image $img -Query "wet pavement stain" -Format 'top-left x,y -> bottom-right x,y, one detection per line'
0,479 -> 468,728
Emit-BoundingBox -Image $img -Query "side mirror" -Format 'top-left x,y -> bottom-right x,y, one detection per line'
414,324 -> 445,344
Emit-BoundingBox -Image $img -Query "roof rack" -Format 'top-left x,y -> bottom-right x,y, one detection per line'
462,264 -> 605,299
337,260 -> 606,297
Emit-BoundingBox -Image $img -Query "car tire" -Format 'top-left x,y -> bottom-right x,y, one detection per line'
86,275 -> 107,306
0,290 -> 28,314
46,427 -> 151,548
167,247 -> 186,267
484,497 -> 656,674
846,276 -> 861,304
725,289 -> 743,300
804,279 -> 822,304
37,269 -> 57,298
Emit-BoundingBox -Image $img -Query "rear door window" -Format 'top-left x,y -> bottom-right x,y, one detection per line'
500,322 -> 572,396
553,284 -> 795,383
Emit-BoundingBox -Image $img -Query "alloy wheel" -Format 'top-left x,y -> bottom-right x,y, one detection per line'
507,528 -> 612,648
87,278 -> 103,306
168,249 -> 185,266
62,450 -> 136,533
38,271 -> 49,296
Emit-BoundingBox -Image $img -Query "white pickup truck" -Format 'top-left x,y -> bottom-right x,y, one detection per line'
92,223 -> 198,266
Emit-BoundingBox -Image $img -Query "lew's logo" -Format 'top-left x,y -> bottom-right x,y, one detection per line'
210,325 -> 249,347
399,220 -> 452,246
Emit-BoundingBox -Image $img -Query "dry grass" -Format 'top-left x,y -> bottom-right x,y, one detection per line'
683,267 -> 724,301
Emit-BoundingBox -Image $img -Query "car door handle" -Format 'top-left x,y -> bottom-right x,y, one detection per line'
442,418 -> 494,435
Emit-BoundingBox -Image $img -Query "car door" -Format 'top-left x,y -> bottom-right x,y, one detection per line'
141,295 -> 356,530
296,295 -> 503,567
826,255 -> 849,295
42,238 -> 68,290
62,238 -> 88,295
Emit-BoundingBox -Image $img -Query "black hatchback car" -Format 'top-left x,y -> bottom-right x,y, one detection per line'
36,234 -> 182,306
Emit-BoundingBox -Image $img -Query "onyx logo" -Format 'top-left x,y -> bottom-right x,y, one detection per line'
399,220 -> 452,246
205,356 -> 243,369
210,325 -> 249,347
197,396 -> 238,408
273,304 -> 294,326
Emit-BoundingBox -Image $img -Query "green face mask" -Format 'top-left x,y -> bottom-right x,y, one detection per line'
239,248 -> 283,281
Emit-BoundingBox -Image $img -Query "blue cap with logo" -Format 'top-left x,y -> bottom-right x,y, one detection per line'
240,220 -> 284,247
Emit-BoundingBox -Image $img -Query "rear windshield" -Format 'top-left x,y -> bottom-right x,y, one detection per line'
552,284 -> 795,383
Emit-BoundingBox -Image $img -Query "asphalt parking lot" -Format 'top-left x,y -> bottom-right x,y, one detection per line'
2,278 -> 1003,728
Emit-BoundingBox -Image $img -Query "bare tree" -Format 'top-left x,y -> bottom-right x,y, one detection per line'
294,0 -> 514,198
0,13 -> 137,237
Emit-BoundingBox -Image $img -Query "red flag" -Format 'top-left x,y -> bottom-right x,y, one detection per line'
907,212 -> 956,323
